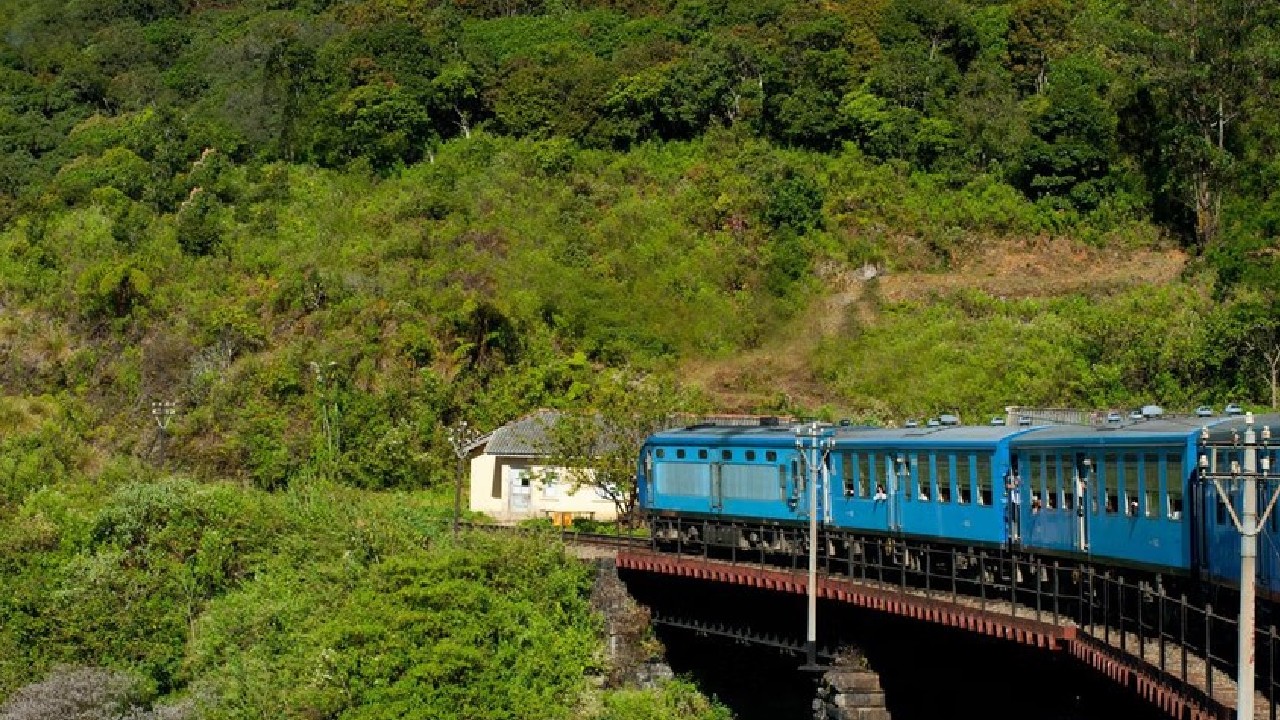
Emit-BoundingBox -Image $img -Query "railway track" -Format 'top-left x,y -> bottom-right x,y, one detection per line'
461,522 -> 651,550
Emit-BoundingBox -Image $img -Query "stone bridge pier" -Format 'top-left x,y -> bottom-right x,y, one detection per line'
813,651 -> 890,720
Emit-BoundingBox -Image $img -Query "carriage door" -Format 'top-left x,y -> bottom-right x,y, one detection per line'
710,460 -> 724,513
1006,456 -> 1022,544
1074,453 -> 1092,552
886,454 -> 903,531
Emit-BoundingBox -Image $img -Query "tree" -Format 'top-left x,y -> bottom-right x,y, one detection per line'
1129,0 -> 1280,247
1221,292 -> 1280,409
539,371 -> 691,526
432,61 -> 483,141
871,0 -> 977,112
1015,56 -> 1117,209
1006,0 -> 1069,95
323,82 -> 432,170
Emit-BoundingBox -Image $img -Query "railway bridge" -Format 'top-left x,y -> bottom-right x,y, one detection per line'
541,526 -> 1280,720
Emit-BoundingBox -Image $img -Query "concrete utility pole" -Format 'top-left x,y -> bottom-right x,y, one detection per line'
1199,411 -> 1280,720
796,421 -> 833,670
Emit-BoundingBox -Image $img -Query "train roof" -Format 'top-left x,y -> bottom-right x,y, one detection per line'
645,413 -> 1280,449
1197,413 -> 1280,443
1010,415 -> 1229,446
646,422 -> 875,446
835,424 -> 1033,447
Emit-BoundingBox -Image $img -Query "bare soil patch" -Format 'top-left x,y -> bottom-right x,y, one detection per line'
679,239 -> 1190,414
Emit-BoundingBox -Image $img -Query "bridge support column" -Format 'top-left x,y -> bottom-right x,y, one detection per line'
590,558 -> 673,688
814,651 -> 890,720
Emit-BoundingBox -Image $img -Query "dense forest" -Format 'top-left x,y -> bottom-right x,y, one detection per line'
3,0 -> 1280,717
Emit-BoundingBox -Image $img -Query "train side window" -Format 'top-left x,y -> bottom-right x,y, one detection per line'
746,450 -> 756,461
778,465 -> 787,498
1270,481 -> 1279,532
935,453 -> 950,503
1058,454 -> 1072,510
722,449 -> 732,461
698,449 -> 708,460
1044,454 -> 1057,510
975,454 -> 992,505
657,449 -> 665,459
766,451 -> 777,462
1043,455 -> 1054,510
842,453 -> 855,496
912,454 -> 927,500
957,454 -> 972,504
1268,470 -> 1280,532
1078,454 -> 1098,515
1104,452 -> 1119,514
942,453 -> 952,499
899,456 -> 911,502
1028,453 -> 1041,510
792,458 -> 803,492
860,453 -> 874,497
1122,453 -> 1140,515
1166,454 -> 1183,520
1142,453 -> 1158,518
675,449 -> 684,459
885,455 -> 897,498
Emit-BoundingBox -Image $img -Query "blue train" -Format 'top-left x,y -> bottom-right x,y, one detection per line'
637,413 -> 1280,597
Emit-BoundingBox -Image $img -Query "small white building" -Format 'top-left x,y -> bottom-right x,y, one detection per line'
466,409 -> 617,524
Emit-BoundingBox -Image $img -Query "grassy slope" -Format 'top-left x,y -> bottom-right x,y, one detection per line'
0,130 -> 1233,720
682,236 -> 1198,420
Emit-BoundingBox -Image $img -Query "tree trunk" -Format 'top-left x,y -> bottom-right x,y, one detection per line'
1193,172 -> 1220,246
455,107 -> 471,139
1269,349 -> 1280,409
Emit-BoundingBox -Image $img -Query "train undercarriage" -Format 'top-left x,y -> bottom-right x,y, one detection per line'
646,512 -> 1266,628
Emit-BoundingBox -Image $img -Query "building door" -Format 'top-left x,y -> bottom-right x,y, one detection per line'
508,468 -> 531,513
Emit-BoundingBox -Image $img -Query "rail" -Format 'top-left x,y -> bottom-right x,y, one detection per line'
460,521 -> 651,550
649,521 -> 1279,720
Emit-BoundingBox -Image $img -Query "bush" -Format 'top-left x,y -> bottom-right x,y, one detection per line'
0,665 -> 192,720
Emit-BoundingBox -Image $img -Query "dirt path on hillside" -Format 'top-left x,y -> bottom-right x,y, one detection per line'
679,239 -> 1189,413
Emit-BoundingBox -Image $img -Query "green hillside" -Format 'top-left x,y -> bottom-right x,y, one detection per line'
2,0 -> 1280,716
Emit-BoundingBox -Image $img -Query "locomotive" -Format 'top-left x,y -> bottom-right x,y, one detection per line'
637,412 -> 1280,599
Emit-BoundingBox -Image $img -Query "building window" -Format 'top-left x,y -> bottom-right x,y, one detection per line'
542,472 -> 562,499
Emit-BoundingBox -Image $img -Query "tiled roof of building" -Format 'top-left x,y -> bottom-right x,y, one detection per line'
473,409 -> 564,458
467,410 -> 796,459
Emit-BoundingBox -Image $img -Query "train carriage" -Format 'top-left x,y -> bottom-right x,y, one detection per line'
640,423 -> 830,529
636,412 -> 1280,600
1195,414 -> 1280,596
1006,418 -> 1212,576
827,425 -> 1034,546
